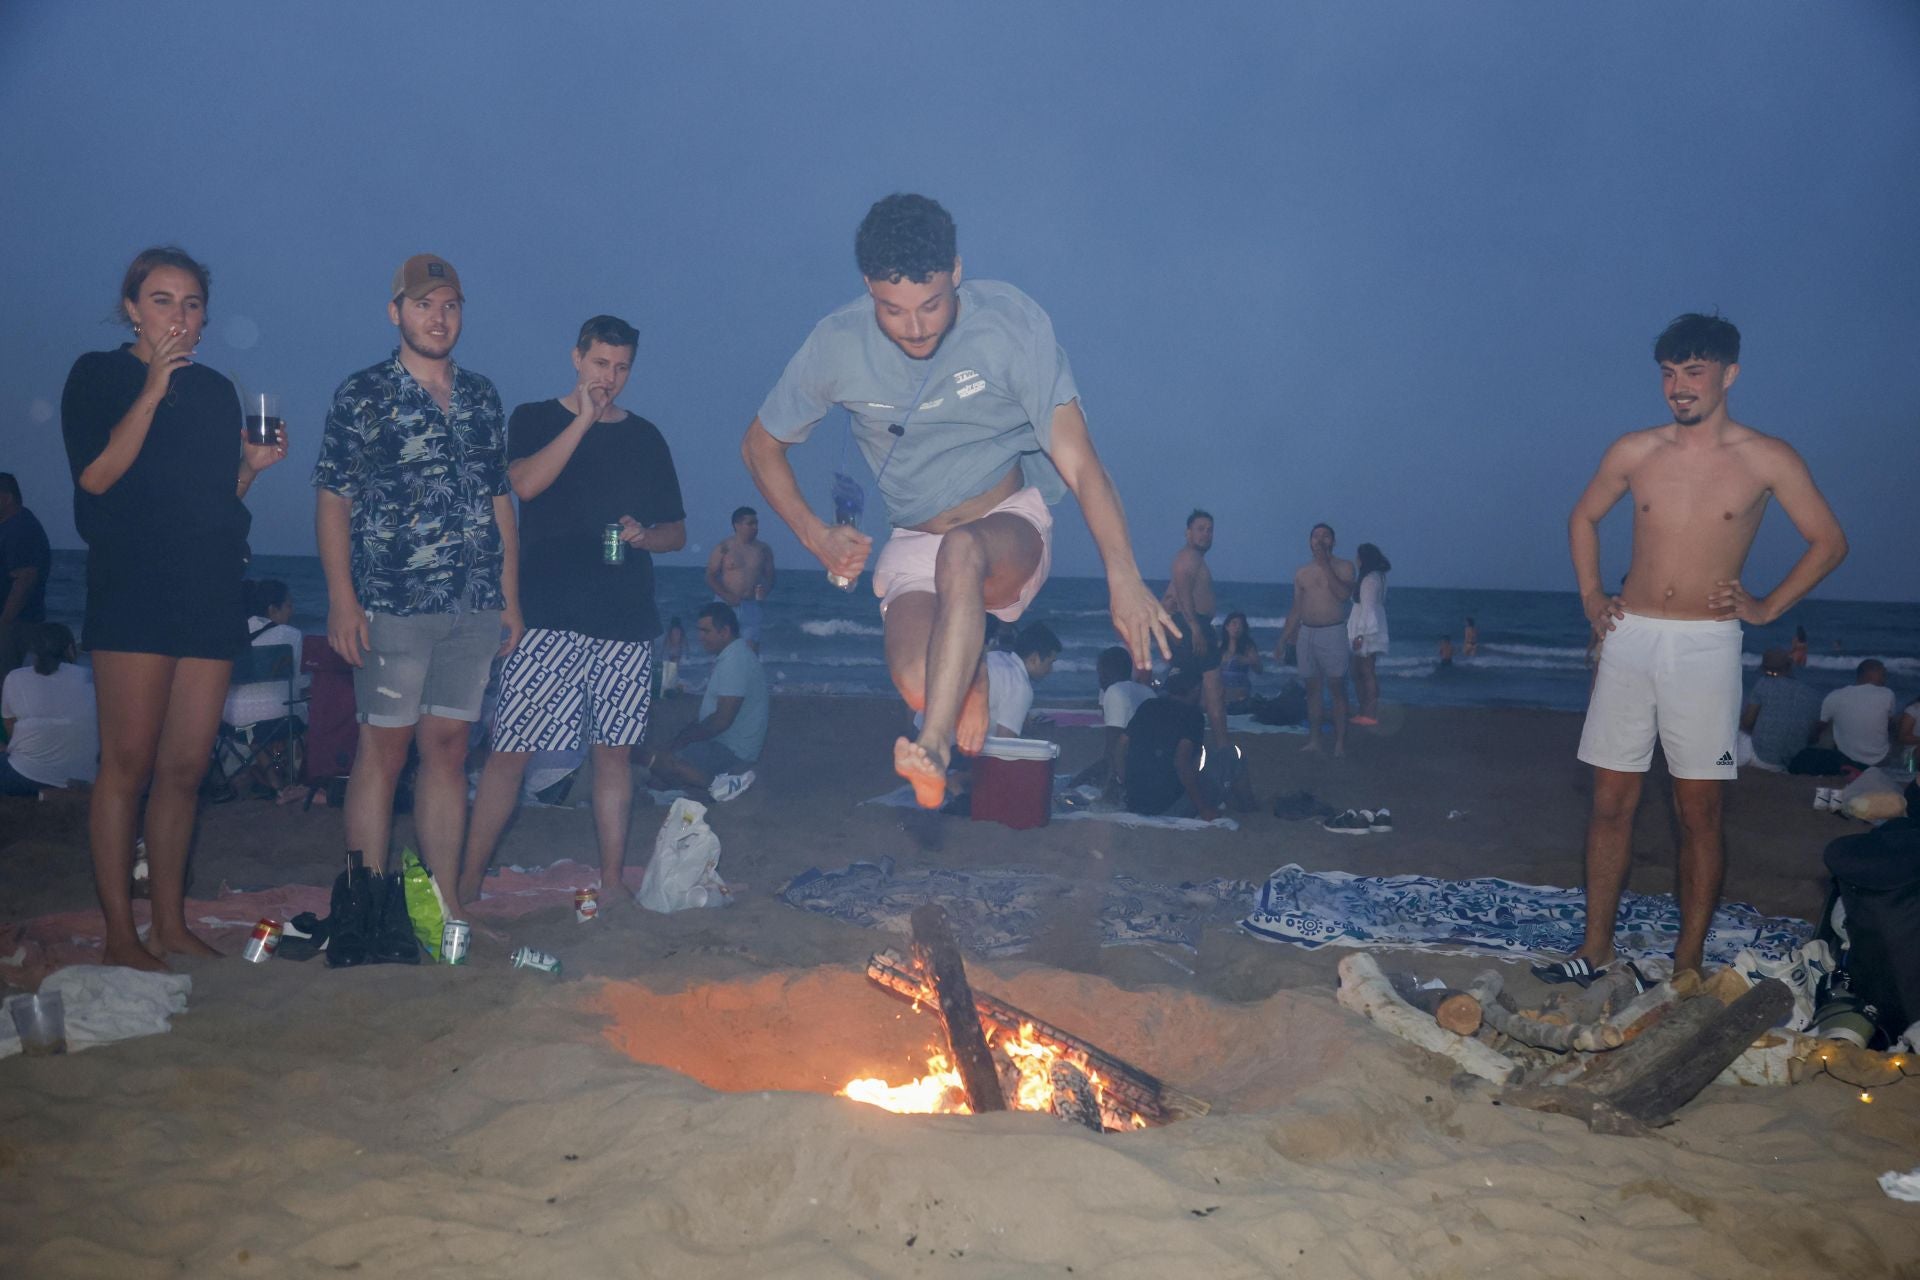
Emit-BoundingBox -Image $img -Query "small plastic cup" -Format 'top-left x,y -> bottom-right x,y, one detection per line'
7,990 -> 67,1057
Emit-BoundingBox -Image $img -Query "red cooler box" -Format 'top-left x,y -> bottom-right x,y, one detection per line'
970,737 -> 1059,831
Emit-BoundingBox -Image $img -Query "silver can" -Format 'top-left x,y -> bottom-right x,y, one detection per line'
242,919 -> 282,963
440,919 -> 471,965
510,945 -> 562,975
602,523 -> 626,565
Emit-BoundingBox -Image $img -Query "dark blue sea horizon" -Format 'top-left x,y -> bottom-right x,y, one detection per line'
36,550 -> 1920,716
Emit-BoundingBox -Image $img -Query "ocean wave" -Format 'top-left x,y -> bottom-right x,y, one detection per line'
762,652 -> 888,668
799,618 -> 885,637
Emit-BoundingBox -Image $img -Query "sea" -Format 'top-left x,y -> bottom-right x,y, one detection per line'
37,550 -> 1920,715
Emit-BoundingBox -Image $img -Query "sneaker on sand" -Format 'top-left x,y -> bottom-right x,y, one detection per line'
1322,809 -> 1372,835
1367,808 -> 1393,832
709,770 -> 756,803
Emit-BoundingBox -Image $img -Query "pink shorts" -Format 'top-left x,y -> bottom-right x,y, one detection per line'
873,486 -> 1053,624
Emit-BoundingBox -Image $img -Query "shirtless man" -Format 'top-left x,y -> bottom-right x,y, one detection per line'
743,193 -> 1173,807
1277,523 -> 1355,756
1165,511 -> 1229,742
1543,313 -> 1845,984
705,506 -> 774,651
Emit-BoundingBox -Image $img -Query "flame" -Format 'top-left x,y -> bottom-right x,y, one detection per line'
838,1023 -> 1147,1130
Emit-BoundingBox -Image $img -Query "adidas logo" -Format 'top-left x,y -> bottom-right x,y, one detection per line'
1716,751 -> 1735,767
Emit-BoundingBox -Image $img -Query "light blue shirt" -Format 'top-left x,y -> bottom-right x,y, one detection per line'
757,280 -> 1079,528
701,637 -> 769,762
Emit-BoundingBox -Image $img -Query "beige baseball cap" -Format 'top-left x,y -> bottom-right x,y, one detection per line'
391,253 -> 464,301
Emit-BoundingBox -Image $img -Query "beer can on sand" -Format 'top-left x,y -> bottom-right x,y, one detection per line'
441,920 -> 471,965
602,523 -> 626,565
243,919 -> 282,963
574,887 -> 599,923
510,946 -> 562,975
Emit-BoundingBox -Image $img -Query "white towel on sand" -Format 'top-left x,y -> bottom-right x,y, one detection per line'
1,964 -> 191,1058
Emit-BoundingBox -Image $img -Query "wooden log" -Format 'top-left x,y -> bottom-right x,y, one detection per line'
1467,970 -> 1623,1053
1047,1060 -> 1105,1131
1505,980 -> 1795,1133
1561,967 -> 1647,1024
1335,953 -> 1522,1085
909,905 -> 1007,1113
865,949 -> 1210,1122
1385,971 -> 1483,1036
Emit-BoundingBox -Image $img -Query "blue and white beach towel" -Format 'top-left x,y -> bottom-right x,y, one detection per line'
1242,863 -> 1813,965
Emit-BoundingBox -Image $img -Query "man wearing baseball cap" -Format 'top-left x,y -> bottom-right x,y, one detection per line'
312,253 -> 523,945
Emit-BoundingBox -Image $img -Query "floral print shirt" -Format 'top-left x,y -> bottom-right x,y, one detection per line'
312,351 -> 509,616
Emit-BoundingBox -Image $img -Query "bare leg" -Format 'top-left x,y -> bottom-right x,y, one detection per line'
589,743 -> 636,902
1668,777 -> 1725,975
142,657 -> 232,959
1353,654 -> 1378,720
894,515 -> 1042,808
1200,668 -> 1230,752
459,748 -> 528,908
1328,677 -> 1349,757
1575,766 -> 1644,965
345,722 -> 417,873
411,714 -> 474,898
1300,677 -> 1325,753
647,749 -> 715,793
88,652 -> 175,972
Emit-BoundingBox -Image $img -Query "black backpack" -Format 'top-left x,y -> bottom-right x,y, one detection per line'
1821,805 -> 1920,1043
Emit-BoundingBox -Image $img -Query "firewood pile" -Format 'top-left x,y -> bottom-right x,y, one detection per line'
1333,951 -> 1913,1135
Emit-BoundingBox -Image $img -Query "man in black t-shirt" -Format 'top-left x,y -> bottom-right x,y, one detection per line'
0,472 -> 52,675
1122,669 -> 1236,822
457,316 -> 686,909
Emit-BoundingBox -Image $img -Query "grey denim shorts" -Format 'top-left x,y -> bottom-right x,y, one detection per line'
355,610 -> 502,727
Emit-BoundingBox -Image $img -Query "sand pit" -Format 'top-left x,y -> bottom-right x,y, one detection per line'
587,965 -> 1358,1115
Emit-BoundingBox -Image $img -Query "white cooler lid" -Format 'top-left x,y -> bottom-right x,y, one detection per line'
979,736 -> 1060,761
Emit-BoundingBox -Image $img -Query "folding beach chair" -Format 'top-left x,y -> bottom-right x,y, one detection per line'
211,643 -> 305,797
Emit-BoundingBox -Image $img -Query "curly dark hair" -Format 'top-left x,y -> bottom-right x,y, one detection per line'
855,194 -> 957,284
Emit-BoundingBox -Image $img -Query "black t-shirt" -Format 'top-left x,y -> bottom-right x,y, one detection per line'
509,400 -> 685,641
60,347 -> 250,561
0,506 -> 52,622
1123,696 -> 1205,815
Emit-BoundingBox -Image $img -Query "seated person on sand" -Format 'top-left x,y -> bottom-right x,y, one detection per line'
986,622 -> 1060,738
1816,659 -> 1895,773
644,602 -> 767,803
1217,612 -> 1263,716
742,193 -> 1173,810
1071,644 -> 1154,794
1737,647 -> 1821,772
1120,669 -> 1236,822
0,622 -> 98,798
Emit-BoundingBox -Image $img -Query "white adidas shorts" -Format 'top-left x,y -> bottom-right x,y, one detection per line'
1577,612 -> 1743,780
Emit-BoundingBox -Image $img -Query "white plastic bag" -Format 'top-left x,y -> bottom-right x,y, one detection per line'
638,797 -> 730,912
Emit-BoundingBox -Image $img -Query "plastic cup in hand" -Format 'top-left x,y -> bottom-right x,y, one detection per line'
827,471 -> 866,592
245,392 -> 284,447
7,990 -> 67,1057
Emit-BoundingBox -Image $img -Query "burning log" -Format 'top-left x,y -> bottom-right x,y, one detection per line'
1335,953 -> 1522,1085
1048,1061 -> 1104,1131
909,904 -> 1007,1114
865,949 -> 1210,1125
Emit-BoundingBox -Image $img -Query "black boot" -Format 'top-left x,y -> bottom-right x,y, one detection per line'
324,852 -> 377,969
370,871 -> 422,965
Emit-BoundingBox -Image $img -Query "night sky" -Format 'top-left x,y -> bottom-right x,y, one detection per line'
4,1 -> 1915,599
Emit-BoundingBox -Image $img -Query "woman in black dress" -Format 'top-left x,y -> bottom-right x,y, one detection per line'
61,246 -> 287,969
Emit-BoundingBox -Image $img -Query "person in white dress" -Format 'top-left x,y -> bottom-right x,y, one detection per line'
1347,543 -> 1391,725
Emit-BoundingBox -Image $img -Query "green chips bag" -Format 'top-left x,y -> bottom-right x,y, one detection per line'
400,846 -> 448,958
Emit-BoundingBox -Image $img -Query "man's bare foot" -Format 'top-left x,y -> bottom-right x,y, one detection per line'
955,667 -> 991,755
594,881 -> 639,917
104,935 -> 171,972
149,925 -> 223,960
895,736 -> 950,809
1299,738 -> 1323,754
1332,743 -> 1346,759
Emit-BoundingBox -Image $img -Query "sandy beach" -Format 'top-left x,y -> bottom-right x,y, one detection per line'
3,694 -> 1916,1278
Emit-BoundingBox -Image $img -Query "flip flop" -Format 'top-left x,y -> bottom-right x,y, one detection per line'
1530,956 -> 1604,988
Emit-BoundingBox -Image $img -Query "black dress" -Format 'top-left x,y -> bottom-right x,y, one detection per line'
60,346 -> 251,659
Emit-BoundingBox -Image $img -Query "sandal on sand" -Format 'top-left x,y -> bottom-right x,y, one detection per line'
1531,956 -> 1604,988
